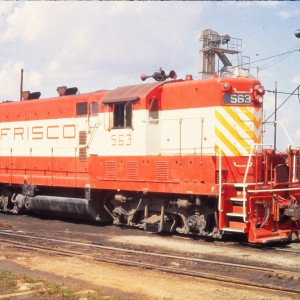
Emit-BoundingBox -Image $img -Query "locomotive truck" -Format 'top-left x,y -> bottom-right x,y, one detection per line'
0,30 -> 299,244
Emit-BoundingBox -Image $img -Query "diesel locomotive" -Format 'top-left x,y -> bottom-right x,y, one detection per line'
0,29 -> 299,244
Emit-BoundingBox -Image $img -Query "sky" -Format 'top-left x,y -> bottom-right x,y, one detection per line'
0,1 -> 300,151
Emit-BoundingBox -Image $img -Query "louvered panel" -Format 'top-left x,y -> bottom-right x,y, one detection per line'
79,131 -> 87,145
78,131 -> 87,162
105,161 -> 117,179
127,161 -> 138,179
79,147 -> 87,161
156,161 -> 169,181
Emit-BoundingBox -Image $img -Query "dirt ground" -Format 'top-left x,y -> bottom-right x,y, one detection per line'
1,237 -> 299,300
0,215 -> 299,299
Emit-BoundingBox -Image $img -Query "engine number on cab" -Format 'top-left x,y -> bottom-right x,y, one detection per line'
111,133 -> 132,146
223,94 -> 251,105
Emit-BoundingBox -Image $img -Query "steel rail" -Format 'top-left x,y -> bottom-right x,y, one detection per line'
0,237 -> 299,295
0,230 -> 299,277
273,248 -> 300,255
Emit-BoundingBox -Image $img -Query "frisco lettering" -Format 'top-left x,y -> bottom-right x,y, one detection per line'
0,125 -> 76,140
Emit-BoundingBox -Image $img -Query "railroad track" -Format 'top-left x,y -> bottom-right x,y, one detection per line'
0,230 -> 299,295
227,240 -> 300,255
273,247 -> 300,255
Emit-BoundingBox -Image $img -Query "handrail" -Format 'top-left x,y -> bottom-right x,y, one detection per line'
218,148 -> 223,212
274,121 -> 294,145
248,186 -> 300,193
241,143 -> 273,223
241,145 -> 255,223
293,154 -> 297,183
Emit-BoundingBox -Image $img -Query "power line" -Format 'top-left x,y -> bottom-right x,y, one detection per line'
230,41 -> 300,70
264,85 -> 300,124
243,48 -> 300,67
260,42 -> 300,70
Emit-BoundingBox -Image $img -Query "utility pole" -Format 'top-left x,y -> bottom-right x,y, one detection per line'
274,81 -> 277,150
20,68 -> 24,101
266,30 -> 300,148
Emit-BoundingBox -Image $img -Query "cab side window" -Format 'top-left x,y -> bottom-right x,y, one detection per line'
113,102 -> 132,128
149,98 -> 159,124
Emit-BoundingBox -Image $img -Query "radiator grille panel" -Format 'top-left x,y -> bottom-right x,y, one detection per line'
106,161 -> 117,179
156,161 -> 169,181
127,161 -> 138,179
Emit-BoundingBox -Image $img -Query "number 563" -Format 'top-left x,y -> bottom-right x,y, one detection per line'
230,94 -> 251,104
111,134 -> 131,146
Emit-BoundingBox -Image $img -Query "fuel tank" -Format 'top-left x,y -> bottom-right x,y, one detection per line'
25,195 -> 103,222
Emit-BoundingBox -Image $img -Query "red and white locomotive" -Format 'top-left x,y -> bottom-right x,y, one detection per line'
0,30 -> 299,243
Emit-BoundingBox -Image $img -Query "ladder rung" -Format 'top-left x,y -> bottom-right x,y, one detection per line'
222,227 -> 245,233
227,212 -> 245,218
234,183 -> 248,188
234,182 -> 257,188
230,197 -> 246,202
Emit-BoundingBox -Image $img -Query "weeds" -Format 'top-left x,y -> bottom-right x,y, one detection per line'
0,271 -> 120,300
0,271 -> 17,288
36,281 -> 80,300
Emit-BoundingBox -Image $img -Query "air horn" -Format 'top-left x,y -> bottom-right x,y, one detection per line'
141,68 -> 177,82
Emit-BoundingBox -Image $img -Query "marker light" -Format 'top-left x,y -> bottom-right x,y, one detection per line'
223,83 -> 231,91
257,96 -> 263,104
254,85 -> 265,95
254,84 -> 265,104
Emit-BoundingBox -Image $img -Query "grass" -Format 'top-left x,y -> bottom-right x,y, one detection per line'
35,281 -> 79,299
0,271 -> 120,300
0,271 -> 18,288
